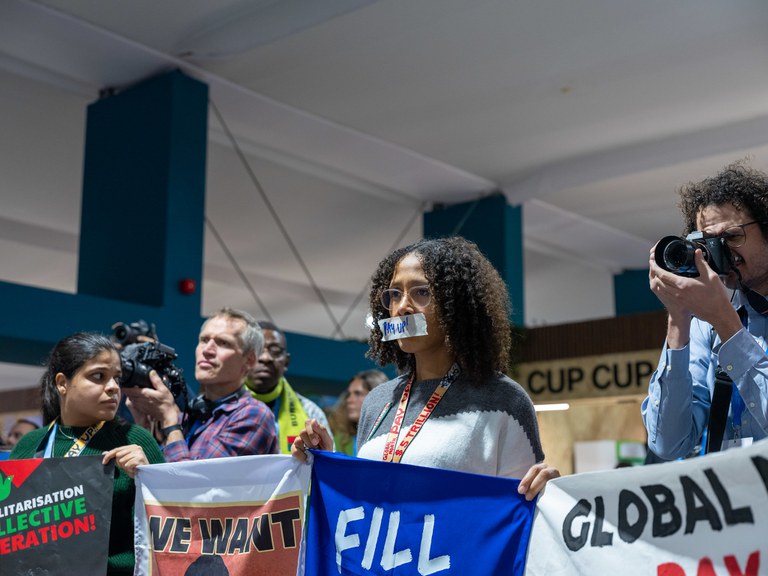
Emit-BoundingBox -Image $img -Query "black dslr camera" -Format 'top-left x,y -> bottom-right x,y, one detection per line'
112,319 -> 157,346
654,231 -> 733,278
112,320 -> 187,401
120,342 -> 187,400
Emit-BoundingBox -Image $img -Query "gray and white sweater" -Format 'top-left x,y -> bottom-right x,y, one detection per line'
356,372 -> 544,479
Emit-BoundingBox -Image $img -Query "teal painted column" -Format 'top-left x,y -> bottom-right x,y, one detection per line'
614,269 -> 663,315
423,194 -> 525,327
79,70 -> 207,310
0,69 -> 377,399
77,69 -> 208,384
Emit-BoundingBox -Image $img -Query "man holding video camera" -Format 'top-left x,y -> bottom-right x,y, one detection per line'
642,161 -> 768,459
123,307 -> 279,461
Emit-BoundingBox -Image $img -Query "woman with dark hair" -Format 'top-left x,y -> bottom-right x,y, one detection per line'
331,369 -> 389,456
294,236 -> 558,499
11,332 -> 165,574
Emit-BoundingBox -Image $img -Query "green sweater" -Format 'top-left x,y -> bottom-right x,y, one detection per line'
11,420 -> 165,575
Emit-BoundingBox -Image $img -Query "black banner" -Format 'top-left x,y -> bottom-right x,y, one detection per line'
0,455 -> 114,575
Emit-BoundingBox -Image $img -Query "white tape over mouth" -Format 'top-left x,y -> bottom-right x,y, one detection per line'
378,313 -> 429,341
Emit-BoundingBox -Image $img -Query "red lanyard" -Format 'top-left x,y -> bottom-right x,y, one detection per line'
382,363 -> 460,463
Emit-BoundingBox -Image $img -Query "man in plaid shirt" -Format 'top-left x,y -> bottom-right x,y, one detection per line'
124,307 -> 279,460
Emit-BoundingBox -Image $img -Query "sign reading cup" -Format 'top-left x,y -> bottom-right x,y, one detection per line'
517,350 -> 660,402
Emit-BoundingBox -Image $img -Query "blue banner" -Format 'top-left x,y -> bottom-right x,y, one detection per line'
306,451 -> 536,576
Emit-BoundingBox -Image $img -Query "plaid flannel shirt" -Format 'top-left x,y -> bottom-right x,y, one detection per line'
163,390 -> 279,461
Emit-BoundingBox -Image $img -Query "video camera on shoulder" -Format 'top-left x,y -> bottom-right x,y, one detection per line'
654,231 -> 733,278
111,320 -> 187,401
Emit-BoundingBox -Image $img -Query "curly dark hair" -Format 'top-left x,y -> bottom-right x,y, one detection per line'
678,160 -> 768,237
366,236 -> 512,381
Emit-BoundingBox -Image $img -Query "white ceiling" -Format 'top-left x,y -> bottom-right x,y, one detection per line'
3,0 -> 768,365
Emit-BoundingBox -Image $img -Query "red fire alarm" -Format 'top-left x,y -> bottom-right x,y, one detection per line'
178,279 -> 196,295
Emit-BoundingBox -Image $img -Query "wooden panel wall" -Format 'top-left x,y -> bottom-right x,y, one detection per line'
516,310 -> 667,362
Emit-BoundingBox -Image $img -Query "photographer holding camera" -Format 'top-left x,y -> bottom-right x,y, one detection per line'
642,161 -> 768,459
123,308 -> 279,461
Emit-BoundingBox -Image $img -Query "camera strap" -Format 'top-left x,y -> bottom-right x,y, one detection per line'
705,306 -> 751,454
741,284 -> 768,316
731,265 -> 768,315
705,367 -> 733,454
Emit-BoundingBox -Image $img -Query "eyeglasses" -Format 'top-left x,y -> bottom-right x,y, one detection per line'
719,221 -> 765,248
379,285 -> 432,309
262,345 -> 286,358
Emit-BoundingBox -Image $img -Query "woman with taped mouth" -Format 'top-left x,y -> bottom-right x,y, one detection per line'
292,235 -> 558,499
10,332 -> 165,574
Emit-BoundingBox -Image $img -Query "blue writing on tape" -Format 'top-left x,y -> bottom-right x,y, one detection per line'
378,313 -> 429,341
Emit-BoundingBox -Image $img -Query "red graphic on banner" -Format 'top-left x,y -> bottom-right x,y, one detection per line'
145,493 -> 303,576
0,459 -> 43,487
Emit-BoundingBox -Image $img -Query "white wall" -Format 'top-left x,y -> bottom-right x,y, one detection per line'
525,248 -> 615,327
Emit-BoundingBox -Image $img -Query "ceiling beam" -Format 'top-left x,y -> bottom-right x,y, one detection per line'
503,115 -> 768,204
0,0 -> 495,205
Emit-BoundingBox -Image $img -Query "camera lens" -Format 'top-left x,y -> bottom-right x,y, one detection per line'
114,325 -> 129,343
655,236 -> 699,277
663,241 -> 696,271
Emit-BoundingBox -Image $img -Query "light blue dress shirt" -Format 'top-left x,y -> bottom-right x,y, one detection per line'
642,291 -> 768,459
